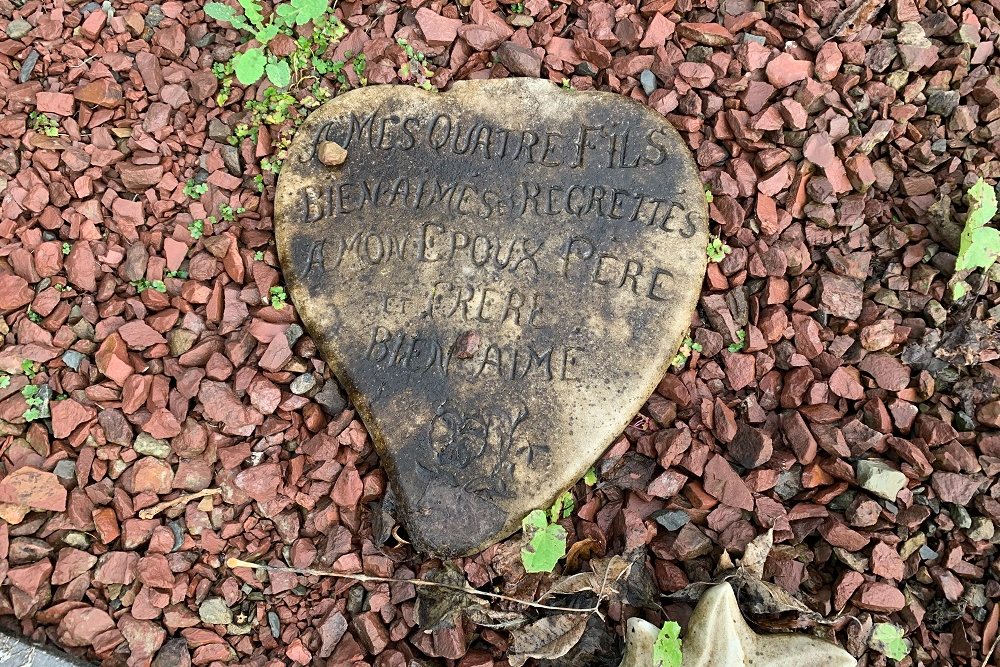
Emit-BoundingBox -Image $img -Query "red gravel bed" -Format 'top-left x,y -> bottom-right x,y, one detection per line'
1,0 -> 999,665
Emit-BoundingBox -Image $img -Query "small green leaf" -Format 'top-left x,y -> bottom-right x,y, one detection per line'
520,510 -> 566,573
204,2 -> 239,24
237,0 -> 265,29
255,22 -> 279,44
0,376 -> 9,389
584,468 -> 597,486
233,47 -> 266,85
653,621 -> 683,667
549,491 -> 574,522
952,280 -> 968,300
275,3 -> 299,20
956,225 -> 1000,272
290,0 -> 330,25
956,177 -> 1000,272
966,177 -> 999,229
870,623 -> 909,662
265,59 -> 291,87
727,329 -> 747,353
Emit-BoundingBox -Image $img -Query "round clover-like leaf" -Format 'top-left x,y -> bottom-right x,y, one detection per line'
290,0 -> 330,25
233,47 -> 266,85
265,60 -> 291,88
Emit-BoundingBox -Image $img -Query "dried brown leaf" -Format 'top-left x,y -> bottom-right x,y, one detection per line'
620,549 -> 659,611
590,555 -> 632,597
829,0 -> 888,37
542,555 -> 631,601
731,571 -> 826,630
716,549 -> 735,575
740,528 -> 773,580
466,606 -> 530,629
540,614 -> 623,666
508,613 -> 590,667
666,580 -> 715,601
565,537 -> 602,572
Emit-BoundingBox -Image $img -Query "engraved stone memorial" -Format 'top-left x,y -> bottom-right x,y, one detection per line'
275,79 -> 708,556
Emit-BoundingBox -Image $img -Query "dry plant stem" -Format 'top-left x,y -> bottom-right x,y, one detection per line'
138,488 -> 222,519
984,632 -> 1000,665
227,557 -> 602,615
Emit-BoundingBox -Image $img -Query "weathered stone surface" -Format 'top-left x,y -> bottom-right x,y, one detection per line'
0,627 -> 94,667
275,80 -> 708,556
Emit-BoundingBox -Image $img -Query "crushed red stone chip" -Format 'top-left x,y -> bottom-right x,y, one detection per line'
0,467 -> 68,513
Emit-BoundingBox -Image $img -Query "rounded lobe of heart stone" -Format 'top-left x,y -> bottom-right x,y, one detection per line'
274,79 -> 708,556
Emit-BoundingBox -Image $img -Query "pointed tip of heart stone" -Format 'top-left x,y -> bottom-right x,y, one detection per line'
275,79 -> 708,556
404,479 -> 508,556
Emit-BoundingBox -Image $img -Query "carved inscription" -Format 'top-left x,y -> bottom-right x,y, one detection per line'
274,80 -> 708,556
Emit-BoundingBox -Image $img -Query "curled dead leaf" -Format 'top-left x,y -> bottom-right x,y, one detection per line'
740,528 -> 773,580
731,571 -> 825,630
669,530 -> 829,630
542,554 -> 631,601
508,613 -> 590,667
564,537 -> 602,572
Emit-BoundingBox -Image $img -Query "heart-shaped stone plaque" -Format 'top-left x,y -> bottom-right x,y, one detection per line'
275,79 -> 708,556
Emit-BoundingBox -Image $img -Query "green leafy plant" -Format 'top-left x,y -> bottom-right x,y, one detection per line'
727,329 -> 747,353
550,490 -> 573,520
183,179 -> 208,199
165,270 -> 188,279
229,122 -> 258,146
583,468 -> 597,486
561,77 -> 574,91
253,174 -> 266,192
205,0 -> 339,86
22,385 -> 43,422
213,60 -> 235,105
397,38 -> 435,91
261,156 -> 282,174
61,242 -> 71,255
220,203 -> 245,221
869,623 -> 909,662
652,620 -> 683,667
21,359 -> 37,379
352,52 -> 367,85
952,177 -> 999,300
269,286 -> 288,309
246,88 -> 299,125
131,279 -> 167,293
510,2 -> 524,12
254,250 -> 265,261
520,508 -> 567,573
706,235 -> 731,263
671,336 -> 702,369
29,111 -> 59,137
0,375 -> 10,389
26,307 -> 41,323
188,219 -> 205,240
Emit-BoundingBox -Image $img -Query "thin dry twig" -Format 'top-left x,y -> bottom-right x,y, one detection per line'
984,631 -> 1000,665
227,557 -> 602,615
139,488 -> 221,519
